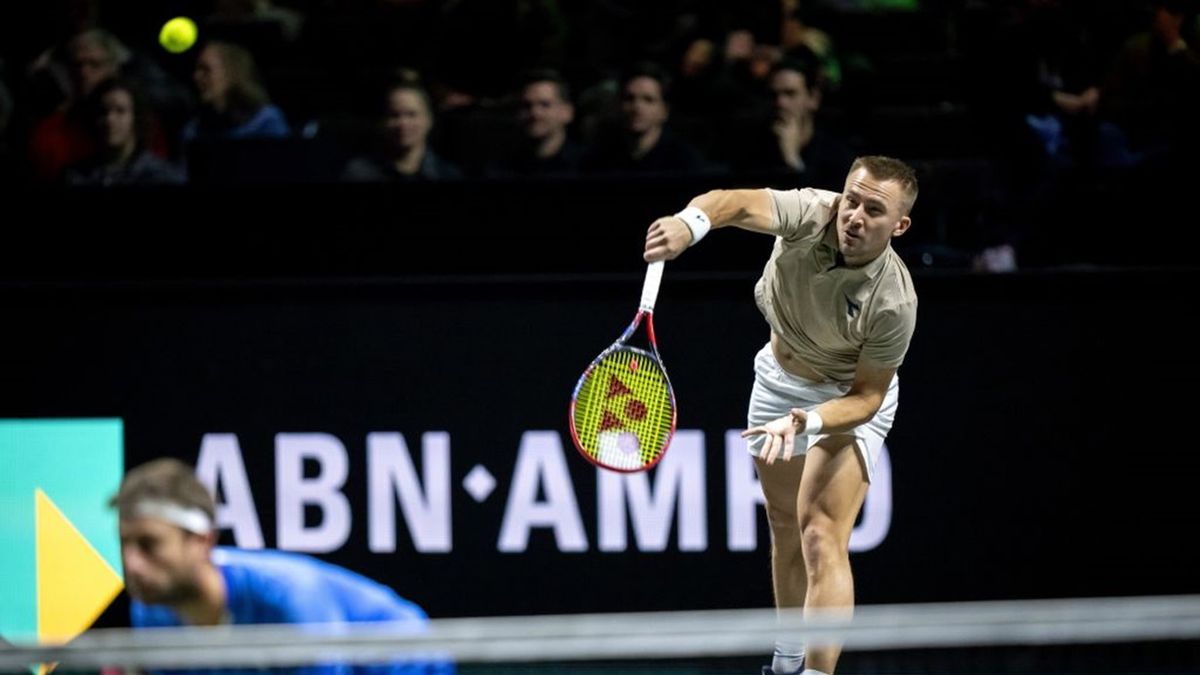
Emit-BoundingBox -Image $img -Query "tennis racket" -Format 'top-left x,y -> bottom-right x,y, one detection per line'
569,261 -> 677,472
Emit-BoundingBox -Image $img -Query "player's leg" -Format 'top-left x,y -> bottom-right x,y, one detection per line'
794,435 -> 869,675
747,343 -> 825,674
754,456 -> 808,674
755,457 -> 808,609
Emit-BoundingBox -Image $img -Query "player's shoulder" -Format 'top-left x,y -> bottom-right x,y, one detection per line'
767,186 -> 840,209
217,547 -> 345,620
216,547 -> 331,597
875,248 -> 919,312
217,545 -> 327,577
766,187 -> 840,238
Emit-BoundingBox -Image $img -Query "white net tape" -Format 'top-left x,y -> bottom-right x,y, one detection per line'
2,595 -> 1199,671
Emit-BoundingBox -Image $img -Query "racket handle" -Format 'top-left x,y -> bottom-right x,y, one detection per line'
639,260 -> 664,312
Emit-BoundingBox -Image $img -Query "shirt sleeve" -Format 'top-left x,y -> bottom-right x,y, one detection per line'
766,187 -> 838,242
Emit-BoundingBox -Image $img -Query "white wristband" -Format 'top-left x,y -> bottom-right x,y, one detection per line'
674,206 -> 711,246
803,411 -> 824,436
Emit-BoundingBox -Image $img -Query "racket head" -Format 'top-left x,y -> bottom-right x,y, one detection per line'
569,343 -> 677,473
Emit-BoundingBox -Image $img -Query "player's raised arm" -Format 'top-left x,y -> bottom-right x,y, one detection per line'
644,188 -> 775,262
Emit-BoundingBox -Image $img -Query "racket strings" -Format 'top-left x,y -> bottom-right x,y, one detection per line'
574,348 -> 674,469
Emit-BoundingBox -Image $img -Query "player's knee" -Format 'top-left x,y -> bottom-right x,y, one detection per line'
799,517 -> 843,572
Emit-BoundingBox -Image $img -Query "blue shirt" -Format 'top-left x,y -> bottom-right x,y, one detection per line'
182,105 -> 291,142
132,547 -> 453,675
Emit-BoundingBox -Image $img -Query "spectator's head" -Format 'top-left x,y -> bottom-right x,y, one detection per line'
382,81 -> 434,154
769,52 -> 823,122
837,156 -> 919,264
620,62 -> 671,137
67,29 -> 128,98
89,77 -> 149,156
194,41 -> 269,117
110,459 -> 216,605
680,39 -> 716,79
725,29 -> 756,63
1151,0 -> 1194,44
517,69 -> 573,142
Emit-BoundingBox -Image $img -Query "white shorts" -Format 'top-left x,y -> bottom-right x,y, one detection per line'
745,342 -> 899,482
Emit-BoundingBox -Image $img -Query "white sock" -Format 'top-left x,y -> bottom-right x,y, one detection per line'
771,640 -> 805,674
800,670 -> 829,675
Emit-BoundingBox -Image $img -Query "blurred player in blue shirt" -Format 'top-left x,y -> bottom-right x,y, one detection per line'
110,458 -> 452,675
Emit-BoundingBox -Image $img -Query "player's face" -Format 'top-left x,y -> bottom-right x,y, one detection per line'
836,167 -> 911,265
621,76 -> 668,135
119,517 -> 208,604
520,82 -> 572,140
384,90 -> 432,150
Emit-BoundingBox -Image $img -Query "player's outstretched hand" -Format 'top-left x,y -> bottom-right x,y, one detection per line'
742,408 -> 809,464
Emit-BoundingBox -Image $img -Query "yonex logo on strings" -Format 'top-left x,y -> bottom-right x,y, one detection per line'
598,375 -> 647,433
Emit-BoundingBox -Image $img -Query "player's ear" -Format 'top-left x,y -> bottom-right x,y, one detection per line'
892,216 -> 911,238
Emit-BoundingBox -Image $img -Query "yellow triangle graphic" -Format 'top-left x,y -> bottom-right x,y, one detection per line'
36,489 -> 123,645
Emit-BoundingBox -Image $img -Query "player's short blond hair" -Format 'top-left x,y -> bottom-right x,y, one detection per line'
851,156 -> 919,215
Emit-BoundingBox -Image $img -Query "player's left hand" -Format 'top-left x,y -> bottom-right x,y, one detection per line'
742,408 -> 808,464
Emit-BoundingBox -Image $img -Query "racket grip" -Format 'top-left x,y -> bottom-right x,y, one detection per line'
639,261 -> 664,312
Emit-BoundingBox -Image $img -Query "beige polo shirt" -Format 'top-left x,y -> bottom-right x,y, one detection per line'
754,187 -> 918,384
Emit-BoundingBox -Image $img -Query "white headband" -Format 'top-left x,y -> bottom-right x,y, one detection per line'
131,499 -> 213,535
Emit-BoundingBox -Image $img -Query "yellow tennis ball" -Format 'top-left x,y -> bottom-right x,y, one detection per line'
159,17 -> 198,54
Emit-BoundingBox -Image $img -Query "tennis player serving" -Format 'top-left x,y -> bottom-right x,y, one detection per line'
644,156 -> 918,675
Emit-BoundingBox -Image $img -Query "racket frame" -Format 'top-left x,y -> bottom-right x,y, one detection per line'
568,301 -> 678,473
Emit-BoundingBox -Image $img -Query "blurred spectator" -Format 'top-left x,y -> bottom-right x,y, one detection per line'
729,52 -> 853,189
65,78 -> 185,186
995,0 -> 1106,169
24,22 -> 191,166
182,41 -> 290,143
671,4 -> 840,123
484,69 -> 581,178
20,0 -> 104,120
26,28 -> 126,181
781,0 -> 841,91
672,28 -> 777,122
1098,0 -> 1200,167
581,61 -> 710,176
342,81 -> 462,181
